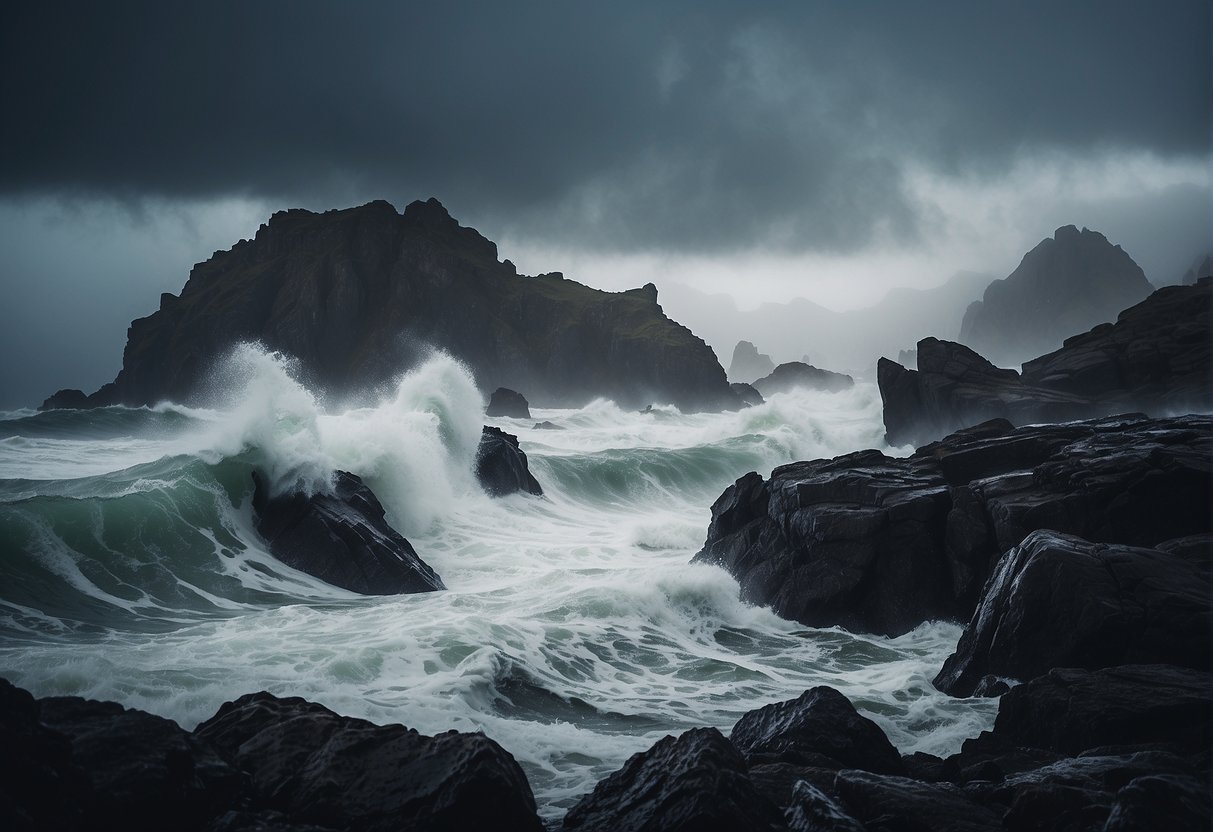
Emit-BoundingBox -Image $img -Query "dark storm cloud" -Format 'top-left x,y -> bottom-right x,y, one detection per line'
1,0 -> 1209,253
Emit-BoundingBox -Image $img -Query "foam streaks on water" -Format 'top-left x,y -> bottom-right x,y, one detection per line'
0,347 -> 995,818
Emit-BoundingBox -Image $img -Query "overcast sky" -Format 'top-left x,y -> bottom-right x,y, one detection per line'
1,1 -> 1210,407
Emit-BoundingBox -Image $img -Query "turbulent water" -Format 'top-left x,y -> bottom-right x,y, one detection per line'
0,347 -> 996,819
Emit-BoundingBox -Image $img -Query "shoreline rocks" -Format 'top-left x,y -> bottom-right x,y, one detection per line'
752,361 -> 854,397
476,426 -> 543,497
694,414 -> 1211,637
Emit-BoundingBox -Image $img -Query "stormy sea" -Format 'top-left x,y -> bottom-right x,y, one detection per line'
0,346 -> 997,820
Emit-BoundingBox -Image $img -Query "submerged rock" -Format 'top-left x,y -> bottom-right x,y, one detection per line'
694,415 -> 1211,637
195,692 -> 542,832
752,362 -> 854,397
476,426 -> 543,497
934,530 -> 1211,697
251,470 -> 445,595
561,727 -> 786,832
487,387 -> 531,419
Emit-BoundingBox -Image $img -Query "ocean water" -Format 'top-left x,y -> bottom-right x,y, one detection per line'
0,347 -> 996,819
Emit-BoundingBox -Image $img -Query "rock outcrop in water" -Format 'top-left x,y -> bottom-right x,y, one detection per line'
251,470 -> 445,595
476,426 -> 543,497
751,362 -> 854,397
694,414 -> 1211,637
486,387 -> 531,419
880,278 -> 1213,447
48,199 -> 737,413
959,225 -> 1154,367
728,341 -> 776,384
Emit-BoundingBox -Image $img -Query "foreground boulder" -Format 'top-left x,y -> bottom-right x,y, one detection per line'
196,692 -> 543,832
880,279 -> 1212,447
47,199 -> 738,412
695,415 -> 1210,637
476,426 -> 543,496
730,686 -> 905,775
486,387 -> 531,418
934,530 -> 1211,696
251,470 -> 445,594
562,727 -> 786,832
752,362 -> 854,397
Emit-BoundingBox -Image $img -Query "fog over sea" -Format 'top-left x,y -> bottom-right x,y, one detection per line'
0,346 -> 996,819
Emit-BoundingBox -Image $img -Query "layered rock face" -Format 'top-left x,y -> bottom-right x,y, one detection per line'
48,199 -> 736,412
880,279 -> 1212,447
694,415 -> 1210,637
959,225 -> 1153,366
728,341 -> 776,383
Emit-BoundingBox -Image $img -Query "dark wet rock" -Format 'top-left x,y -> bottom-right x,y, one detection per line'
731,382 -> 765,407
51,199 -> 737,412
486,387 -> 531,418
0,678 -> 90,831
476,425 -> 543,497
877,338 -> 1090,448
1020,277 -> 1212,414
902,752 -> 948,783
959,225 -> 1154,368
934,530 -> 1211,696
251,470 -> 444,595
37,388 -> 92,411
731,687 -> 905,775
753,362 -> 855,397
532,420 -> 565,430
747,763 -> 842,814
730,340 -> 776,383
784,780 -> 866,832
833,770 -> 1003,832
207,810 -> 337,831
195,692 -> 542,832
695,415 -> 1211,637
1103,774 -> 1211,831
561,727 -> 786,832
881,278 -> 1211,447
989,665 -> 1212,756
35,694 -> 244,832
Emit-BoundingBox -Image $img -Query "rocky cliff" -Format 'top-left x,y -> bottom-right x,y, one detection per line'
50,199 -> 737,412
960,225 -> 1153,367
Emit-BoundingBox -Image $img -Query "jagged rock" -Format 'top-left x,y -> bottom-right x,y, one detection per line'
53,199 -> 737,412
877,338 -> 1090,448
934,530 -> 1211,696
880,279 -> 1212,447
832,771 -> 1003,832
1103,774 -> 1211,831
731,382 -> 765,407
486,387 -> 531,418
694,415 -> 1211,637
730,686 -> 905,775
783,780 -> 865,832
729,341 -> 777,384
476,426 -> 543,497
195,692 -> 542,832
959,225 -> 1154,367
1021,278 -> 1212,413
35,693 -> 244,832
532,420 -> 565,430
38,388 -> 92,411
251,470 -> 444,594
989,665 -> 1212,756
561,727 -> 787,832
752,362 -> 854,397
